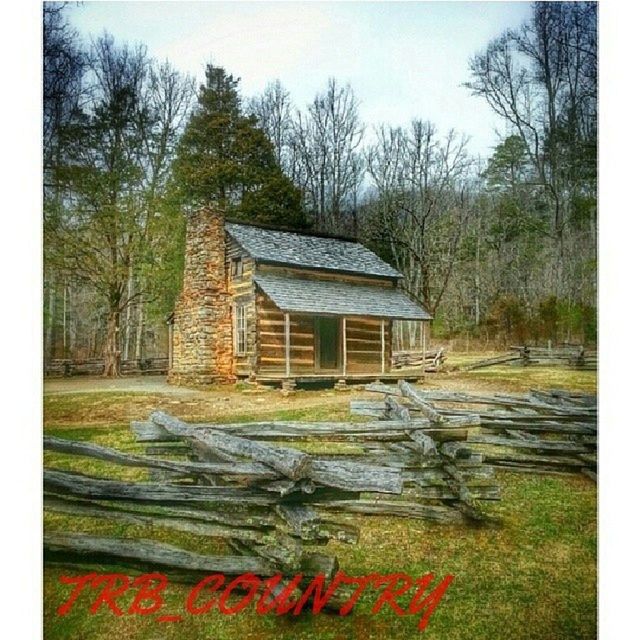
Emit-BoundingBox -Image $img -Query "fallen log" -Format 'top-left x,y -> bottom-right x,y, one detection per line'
461,354 -> 524,370
406,430 -> 438,457
133,418 -> 439,442
44,493 -> 278,528
466,434 -> 590,454
308,459 -> 403,494
384,396 -> 411,422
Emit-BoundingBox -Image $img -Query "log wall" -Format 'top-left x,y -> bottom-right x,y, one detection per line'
226,237 -> 257,377
255,294 -> 392,375
345,318 -> 391,374
256,294 -> 316,374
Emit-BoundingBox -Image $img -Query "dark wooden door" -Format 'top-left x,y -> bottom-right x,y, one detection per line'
316,317 -> 339,370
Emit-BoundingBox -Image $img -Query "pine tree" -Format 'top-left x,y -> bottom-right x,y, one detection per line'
173,65 -> 306,228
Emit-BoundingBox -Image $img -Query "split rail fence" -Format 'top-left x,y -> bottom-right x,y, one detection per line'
461,345 -> 596,371
44,381 -> 595,605
45,357 -> 169,377
44,401 -> 501,596
354,381 -> 597,481
391,348 -> 446,372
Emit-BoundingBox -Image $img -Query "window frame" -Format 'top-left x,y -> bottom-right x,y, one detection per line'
234,302 -> 247,356
231,256 -> 243,279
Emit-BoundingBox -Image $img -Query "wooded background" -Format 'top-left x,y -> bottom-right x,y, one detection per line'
43,2 -> 597,373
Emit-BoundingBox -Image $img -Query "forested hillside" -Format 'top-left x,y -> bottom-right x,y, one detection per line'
43,2 -> 597,373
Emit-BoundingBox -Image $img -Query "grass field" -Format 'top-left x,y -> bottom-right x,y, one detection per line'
43,367 -> 597,640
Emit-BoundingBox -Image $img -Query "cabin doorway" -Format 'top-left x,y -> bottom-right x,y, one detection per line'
315,317 -> 339,371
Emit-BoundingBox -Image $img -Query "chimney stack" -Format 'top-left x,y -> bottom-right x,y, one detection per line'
168,206 -> 234,385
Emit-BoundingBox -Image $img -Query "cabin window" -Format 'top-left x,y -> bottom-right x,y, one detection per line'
234,303 -> 247,355
231,257 -> 243,278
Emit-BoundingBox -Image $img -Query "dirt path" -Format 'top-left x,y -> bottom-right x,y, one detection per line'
43,369 -> 595,428
43,376 -> 358,426
44,376 -> 201,396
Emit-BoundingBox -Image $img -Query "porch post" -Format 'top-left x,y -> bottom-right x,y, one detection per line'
421,321 -> 427,372
285,312 -> 291,377
381,319 -> 385,374
342,317 -> 347,376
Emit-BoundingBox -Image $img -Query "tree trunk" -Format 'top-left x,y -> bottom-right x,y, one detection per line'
45,280 -> 57,361
68,284 -> 75,357
123,267 -> 134,361
135,303 -> 145,361
62,281 -> 68,358
103,308 -> 121,377
474,228 -> 481,326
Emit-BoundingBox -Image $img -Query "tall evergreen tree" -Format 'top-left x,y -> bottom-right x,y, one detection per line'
172,65 -> 306,228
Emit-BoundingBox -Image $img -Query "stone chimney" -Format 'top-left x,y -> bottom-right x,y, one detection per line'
168,206 -> 234,385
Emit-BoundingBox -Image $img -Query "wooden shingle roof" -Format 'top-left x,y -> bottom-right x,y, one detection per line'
225,222 -> 402,279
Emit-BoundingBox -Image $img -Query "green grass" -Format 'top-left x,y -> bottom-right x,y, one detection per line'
461,367 -> 596,393
43,380 -> 597,640
436,357 -> 597,394
43,391 -> 353,427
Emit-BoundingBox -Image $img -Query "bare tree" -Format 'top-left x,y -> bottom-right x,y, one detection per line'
43,3 -> 86,360
45,34 -> 194,375
43,2 -> 85,169
247,80 -> 293,170
364,121 -> 474,316
466,2 -> 597,271
465,1 -> 597,319
291,78 -> 364,232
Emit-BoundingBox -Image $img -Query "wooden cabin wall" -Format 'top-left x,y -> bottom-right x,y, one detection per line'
256,293 -> 315,373
259,264 -> 395,288
226,237 -> 257,377
254,300 -> 393,375
345,317 -> 391,374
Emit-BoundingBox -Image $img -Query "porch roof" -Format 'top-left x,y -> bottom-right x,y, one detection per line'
253,273 -> 431,321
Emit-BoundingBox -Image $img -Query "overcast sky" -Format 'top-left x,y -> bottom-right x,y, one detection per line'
68,1 -> 533,158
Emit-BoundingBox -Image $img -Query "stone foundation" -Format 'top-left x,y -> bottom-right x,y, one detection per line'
168,206 -> 235,385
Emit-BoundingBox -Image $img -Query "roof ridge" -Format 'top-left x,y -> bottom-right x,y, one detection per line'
225,219 -> 358,243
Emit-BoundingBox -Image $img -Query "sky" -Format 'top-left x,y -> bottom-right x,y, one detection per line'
67,1 -> 533,158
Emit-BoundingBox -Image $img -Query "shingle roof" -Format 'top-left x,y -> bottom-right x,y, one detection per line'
254,273 -> 431,320
225,222 -> 402,279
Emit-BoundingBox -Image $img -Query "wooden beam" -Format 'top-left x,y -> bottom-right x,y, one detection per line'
285,312 -> 291,377
421,322 -> 426,372
381,320 -> 385,374
342,317 -> 347,376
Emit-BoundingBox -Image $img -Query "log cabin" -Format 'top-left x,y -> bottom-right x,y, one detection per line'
167,207 -> 431,386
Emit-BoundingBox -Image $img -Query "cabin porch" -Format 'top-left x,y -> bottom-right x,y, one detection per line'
244,273 -> 432,384
250,302 -> 430,383
252,369 -> 424,387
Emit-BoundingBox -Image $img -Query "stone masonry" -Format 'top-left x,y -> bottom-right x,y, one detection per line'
168,206 -> 235,385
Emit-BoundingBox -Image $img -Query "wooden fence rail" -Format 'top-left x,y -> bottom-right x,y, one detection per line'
391,348 -> 446,372
460,345 -> 596,371
44,357 -> 169,377
355,382 -> 597,481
